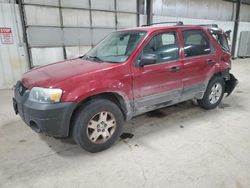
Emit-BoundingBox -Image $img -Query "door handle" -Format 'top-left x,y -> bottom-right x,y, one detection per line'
169,66 -> 180,72
207,59 -> 216,65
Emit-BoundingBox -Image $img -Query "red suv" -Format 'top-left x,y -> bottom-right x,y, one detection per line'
13,23 -> 237,152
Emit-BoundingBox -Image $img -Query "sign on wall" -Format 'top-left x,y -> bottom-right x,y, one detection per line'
0,27 -> 14,44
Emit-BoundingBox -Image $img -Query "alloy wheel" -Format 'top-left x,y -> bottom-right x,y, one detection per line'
86,111 -> 116,144
209,83 -> 223,104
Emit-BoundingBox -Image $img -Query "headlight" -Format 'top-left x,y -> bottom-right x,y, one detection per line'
29,87 -> 63,103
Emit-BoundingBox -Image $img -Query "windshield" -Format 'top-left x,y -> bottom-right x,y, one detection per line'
84,30 -> 146,63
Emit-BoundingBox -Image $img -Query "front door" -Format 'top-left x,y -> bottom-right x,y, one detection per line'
132,30 -> 183,115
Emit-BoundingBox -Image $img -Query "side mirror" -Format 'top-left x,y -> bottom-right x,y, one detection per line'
138,54 -> 157,67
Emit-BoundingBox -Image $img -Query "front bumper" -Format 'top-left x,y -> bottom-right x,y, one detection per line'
13,81 -> 77,137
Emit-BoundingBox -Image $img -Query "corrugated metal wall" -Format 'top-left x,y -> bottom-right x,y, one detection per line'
22,0 -> 139,66
0,2 -> 28,89
152,0 -> 250,22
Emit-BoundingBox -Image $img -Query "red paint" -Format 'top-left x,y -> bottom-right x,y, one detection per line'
0,28 -> 12,33
21,25 -> 231,104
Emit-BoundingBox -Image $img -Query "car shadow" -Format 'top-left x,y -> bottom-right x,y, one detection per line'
38,99 -> 233,156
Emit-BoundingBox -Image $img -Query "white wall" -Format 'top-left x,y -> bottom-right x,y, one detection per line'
0,3 -> 29,89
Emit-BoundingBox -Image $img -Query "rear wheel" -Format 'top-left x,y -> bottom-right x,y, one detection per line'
198,77 -> 225,109
72,99 -> 124,153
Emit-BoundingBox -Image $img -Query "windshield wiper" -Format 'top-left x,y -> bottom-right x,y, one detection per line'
85,55 -> 104,63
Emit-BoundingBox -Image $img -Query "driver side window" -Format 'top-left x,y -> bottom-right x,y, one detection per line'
141,31 -> 179,64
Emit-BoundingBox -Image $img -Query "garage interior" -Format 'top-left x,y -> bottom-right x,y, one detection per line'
1,0 -> 250,187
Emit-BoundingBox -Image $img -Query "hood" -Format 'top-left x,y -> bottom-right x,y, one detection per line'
21,58 -> 118,89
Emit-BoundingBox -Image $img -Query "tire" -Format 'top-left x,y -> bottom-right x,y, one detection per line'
198,76 -> 225,110
72,99 -> 124,153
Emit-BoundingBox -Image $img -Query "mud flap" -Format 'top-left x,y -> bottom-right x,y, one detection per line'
225,73 -> 238,96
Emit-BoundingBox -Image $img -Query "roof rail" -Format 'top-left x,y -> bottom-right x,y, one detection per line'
141,21 -> 183,27
199,24 -> 218,28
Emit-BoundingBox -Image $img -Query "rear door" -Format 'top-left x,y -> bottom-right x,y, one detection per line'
179,29 -> 218,101
132,30 -> 183,114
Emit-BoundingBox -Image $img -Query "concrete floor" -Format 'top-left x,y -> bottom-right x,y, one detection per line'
0,59 -> 250,188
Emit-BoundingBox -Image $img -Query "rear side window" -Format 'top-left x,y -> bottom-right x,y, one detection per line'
211,32 -> 230,52
182,30 -> 213,58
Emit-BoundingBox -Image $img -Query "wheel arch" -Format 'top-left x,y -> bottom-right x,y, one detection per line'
68,92 -> 133,137
196,69 -> 230,100
213,68 -> 231,81
211,69 -> 237,95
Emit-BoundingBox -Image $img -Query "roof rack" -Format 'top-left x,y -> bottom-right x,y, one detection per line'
141,21 -> 183,27
199,24 -> 218,28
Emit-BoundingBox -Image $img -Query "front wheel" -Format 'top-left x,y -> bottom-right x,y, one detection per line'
198,77 -> 225,110
72,99 -> 124,153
